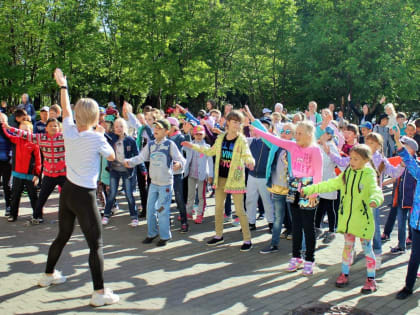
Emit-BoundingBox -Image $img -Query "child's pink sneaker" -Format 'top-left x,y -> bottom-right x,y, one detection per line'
187,214 -> 193,220
287,257 -> 303,272
302,261 -> 315,276
194,215 -> 203,224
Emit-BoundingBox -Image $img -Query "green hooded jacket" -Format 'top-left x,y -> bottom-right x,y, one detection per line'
303,166 -> 383,239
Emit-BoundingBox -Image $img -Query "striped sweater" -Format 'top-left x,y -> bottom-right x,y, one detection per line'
7,127 -> 66,177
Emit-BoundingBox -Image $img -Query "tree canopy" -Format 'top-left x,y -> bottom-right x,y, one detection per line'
0,0 -> 418,114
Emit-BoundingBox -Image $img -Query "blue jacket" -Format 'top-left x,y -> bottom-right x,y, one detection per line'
0,131 -> 11,161
252,120 -> 290,190
105,133 -> 144,175
398,148 -> 420,231
248,137 -> 270,178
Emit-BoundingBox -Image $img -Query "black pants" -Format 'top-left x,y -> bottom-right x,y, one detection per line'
33,175 -> 66,219
45,180 -> 104,290
315,198 -> 337,232
0,160 -> 12,208
136,164 -> 149,214
10,177 -> 38,219
290,195 -> 317,262
406,229 -> 420,290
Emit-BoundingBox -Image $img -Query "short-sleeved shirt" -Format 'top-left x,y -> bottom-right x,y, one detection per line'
219,135 -> 237,178
63,117 -> 113,189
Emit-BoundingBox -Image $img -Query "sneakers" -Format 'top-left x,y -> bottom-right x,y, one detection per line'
322,232 -> 336,244
257,213 -> 265,220
315,228 -> 323,239
180,224 -> 189,233
207,237 -> 224,246
129,219 -> 138,227
90,288 -> 120,307
30,218 -> 44,225
223,214 -> 232,223
231,217 -> 240,227
361,278 -> 377,294
302,261 -> 315,276
390,246 -> 406,255
142,236 -> 158,244
156,239 -> 168,247
101,217 -> 109,225
7,216 -> 16,222
287,257 -> 304,272
187,214 -> 193,220
396,287 -> 413,300
286,234 -> 293,240
38,270 -> 67,287
5,206 -> 11,217
194,215 -> 203,224
280,230 -> 288,239
335,273 -> 349,288
260,245 -> 279,254
249,223 -> 256,230
381,233 -> 390,242
240,242 -> 252,252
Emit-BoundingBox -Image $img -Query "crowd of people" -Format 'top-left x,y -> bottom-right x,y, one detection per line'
1,69 -> 419,306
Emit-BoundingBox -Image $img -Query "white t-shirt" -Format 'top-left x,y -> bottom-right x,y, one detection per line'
63,117 -> 113,189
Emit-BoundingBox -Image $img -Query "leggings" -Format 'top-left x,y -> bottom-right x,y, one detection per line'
0,160 -> 11,208
342,233 -> 376,278
45,180 -> 104,290
33,175 -> 66,219
315,198 -> 337,232
290,197 -> 317,262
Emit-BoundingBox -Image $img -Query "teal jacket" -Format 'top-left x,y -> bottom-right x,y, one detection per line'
303,166 -> 383,239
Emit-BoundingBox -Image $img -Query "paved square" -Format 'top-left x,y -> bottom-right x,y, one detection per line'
0,186 -> 419,314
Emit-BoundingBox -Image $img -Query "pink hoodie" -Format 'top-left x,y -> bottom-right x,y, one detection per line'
253,128 -> 323,184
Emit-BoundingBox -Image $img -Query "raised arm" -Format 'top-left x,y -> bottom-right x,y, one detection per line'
54,69 -> 72,120
3,123 -> 39,144
251,126 -> 297,152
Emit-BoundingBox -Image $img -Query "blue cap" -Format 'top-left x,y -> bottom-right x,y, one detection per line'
325,126 -> 334,135
99,107 -> 106,115
359,121 -> 373,130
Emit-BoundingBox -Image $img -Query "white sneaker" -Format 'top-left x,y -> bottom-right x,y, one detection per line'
102,217 -> 109,225
90,288 -> 120,307
129,219 -> 138,228
38,270 -> 67,287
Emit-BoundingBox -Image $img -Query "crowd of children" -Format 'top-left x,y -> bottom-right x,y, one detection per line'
1,70 -> 419,306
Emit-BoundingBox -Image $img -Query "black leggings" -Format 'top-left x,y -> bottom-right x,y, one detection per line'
33,175 -> 66,219
290,195 -> 317,262
45,180 -> 104,290
10,177 -> 38,219
315,198 -> 337,232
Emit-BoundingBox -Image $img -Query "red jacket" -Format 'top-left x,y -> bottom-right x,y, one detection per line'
3,130 -> 41,176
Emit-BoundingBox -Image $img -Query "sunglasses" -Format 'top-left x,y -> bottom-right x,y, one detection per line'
280,129 -> 292,135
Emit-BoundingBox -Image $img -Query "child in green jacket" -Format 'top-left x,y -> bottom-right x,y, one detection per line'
303,144 -> 384,294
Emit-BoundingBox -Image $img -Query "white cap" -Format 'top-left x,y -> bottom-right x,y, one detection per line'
274,103 -> 283,112
262,108 -> 272,114
40,106 -> 49,112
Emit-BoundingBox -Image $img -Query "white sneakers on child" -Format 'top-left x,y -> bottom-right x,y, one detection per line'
90,288 -> 120,307
38,270 -> 67,287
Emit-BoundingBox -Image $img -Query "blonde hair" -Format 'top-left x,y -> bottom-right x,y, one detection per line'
296,120 -> 315,143
74,98 -> 99,128
113,118 -> 128,135
309,101 -> 318,110
50,104 -> 61,114
20,120 -> 33,131
384,103 -> 396,116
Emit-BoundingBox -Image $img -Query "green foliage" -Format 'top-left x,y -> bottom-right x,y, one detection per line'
0,0 -> 418,115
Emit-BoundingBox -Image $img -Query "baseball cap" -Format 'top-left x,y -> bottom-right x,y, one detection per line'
359,122 -> 373,130
259,117 -> 272,127
40,106 -> 49,112
193,125 -> 206,135
325,126 -> 334,135
400,136 -> 418,153
154,119 -> 171,130
107,102 -> 116,108
99,107 -> 106,115
262,108 -> 272,114
167,117 -> 179,127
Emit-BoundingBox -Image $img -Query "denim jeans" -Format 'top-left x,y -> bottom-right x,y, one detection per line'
173,174 -> 187,224
397,206 -> 410,249
372,208 -> 382,255
104,170 -> 137,219
271,194 -> 287,247
147,183 -> 173,240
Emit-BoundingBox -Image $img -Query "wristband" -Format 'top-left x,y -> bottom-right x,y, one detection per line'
60,86 -> 67,89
